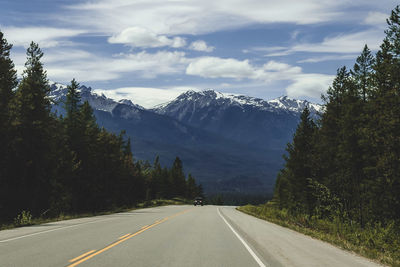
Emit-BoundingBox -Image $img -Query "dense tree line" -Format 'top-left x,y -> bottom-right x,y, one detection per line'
274,6 -> 400,227
0,33 -> 202,224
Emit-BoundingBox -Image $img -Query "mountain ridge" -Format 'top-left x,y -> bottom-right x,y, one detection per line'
49,81 -> 321,194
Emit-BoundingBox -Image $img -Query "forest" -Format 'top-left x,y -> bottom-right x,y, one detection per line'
273,6 -> 400,226
237,7 -> 400,265
0,34 -> 202,225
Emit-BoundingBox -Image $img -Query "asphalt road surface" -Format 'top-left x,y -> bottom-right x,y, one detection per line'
0,205 -> 382,267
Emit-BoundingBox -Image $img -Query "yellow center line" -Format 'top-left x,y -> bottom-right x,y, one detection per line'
140,225 -> 149,229
118,233 -> 131,240
68,250 -> 96,263
67,208 -> 191,267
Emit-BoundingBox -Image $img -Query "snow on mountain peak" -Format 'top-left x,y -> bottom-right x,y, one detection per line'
268,95 -> 322,113
155,89 -> 321,115
48,81 -> 144,113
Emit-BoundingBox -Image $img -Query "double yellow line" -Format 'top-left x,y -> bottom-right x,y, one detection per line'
67,209 -> 191,267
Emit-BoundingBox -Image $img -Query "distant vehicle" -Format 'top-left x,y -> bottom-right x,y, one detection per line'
194,197 -> 203,206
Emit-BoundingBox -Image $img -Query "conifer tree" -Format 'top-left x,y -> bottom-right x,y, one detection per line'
0,31 -> 17,221
64,79 -> 82,152
317,67 -> 349,193
351,45 -> 374,101
339,68 -> 365,223
13,42 -> 54,216
170,157 -> 186,197
65,79 -> 81,119
186,174 -> 197,199
367,7 -> 400,221
282,107 -> 317,213
0,31 -> 16,123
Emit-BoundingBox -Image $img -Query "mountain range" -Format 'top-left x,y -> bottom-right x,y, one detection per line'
50,82 -> 322,195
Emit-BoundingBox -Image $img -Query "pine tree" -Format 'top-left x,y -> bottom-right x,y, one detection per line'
13,42 -> 54,216
0,30 -> 18,222
281,107 -> 317,214
65,79 -> 81,119
339,67 -> 366,223
170,157 -> 186,197
186,174 -> 197,199
351,45 -> 375,102
150,156 -> 162,199
317,67 -> 350,197
64,79 -> 82,153
367,7 -> 400,221
0,30 -> 17,122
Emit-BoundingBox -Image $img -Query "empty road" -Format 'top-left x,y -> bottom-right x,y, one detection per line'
0,205 -> 381,267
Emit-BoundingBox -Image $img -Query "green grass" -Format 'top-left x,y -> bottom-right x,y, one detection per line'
238,202 -> 400,267
0,198 -> 190,231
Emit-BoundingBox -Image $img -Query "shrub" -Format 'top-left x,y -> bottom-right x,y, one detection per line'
14,210 -> 33,227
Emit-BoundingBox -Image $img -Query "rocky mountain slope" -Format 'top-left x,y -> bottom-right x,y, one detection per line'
50,83 -> 322,194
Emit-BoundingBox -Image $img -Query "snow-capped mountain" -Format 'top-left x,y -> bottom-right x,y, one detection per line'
48,83 -> 321,194
49,82 -> 144,114
267,95 -> 322,114
153,90 -> 322,116
152,89 -> 321,150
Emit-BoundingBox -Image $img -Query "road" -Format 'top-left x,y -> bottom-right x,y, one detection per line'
0,205 -> 382,267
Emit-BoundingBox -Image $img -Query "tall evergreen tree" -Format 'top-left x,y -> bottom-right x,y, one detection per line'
186,174 -> 197,199
0,30 -> 17,121
281,107 -> 317,213
64,79 -> 82,152
339,68 -> 365,223
0,30 -> 18,221
351,45 -> 375,102
13,42 -> 54,216
65,79 -> 81,119
170,157 -> 186,197
367,7 -> 400,221
317,67 -> 350,194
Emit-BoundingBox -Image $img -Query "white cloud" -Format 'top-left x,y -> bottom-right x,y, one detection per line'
64,0 -> 389,36
364,11 -> 389,27
185,56 -> 333,99
292,29 -> 384,53
189,40 -> 214,52
1,27 -> 84,48
108,27 -> 186,48
263,61 -> 300,72
186,57 -> 302,81
251,29 -> 385,58
286,73 -> 334,99
186,57 -> 255,79
11,49 -> 190,82
297,54 -> 357,63
109,51 -> 189,77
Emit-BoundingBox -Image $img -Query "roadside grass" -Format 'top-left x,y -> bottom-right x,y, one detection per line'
0,198 -> 190,231
237,202 -> 400,267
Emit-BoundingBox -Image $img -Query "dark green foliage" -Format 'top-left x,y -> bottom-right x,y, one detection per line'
12,42 -> 55,217
351,45 -> 374,101
273,6 -> 400,231
0,31 -> 17,221
0,33 -> 202,224
239,203 -> 400,266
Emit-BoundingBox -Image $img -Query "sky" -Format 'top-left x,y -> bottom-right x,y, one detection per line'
0,0 -> 398,108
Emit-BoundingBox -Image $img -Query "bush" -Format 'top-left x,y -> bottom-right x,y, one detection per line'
14,210 -> 33,227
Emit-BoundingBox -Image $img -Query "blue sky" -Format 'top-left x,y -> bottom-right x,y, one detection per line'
0,0 -> 398,107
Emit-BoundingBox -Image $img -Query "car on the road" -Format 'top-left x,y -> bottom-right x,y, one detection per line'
194,197 -> 203,206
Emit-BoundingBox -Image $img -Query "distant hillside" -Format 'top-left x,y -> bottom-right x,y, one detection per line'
152,90 -> 321,150
50,82 -> 322,194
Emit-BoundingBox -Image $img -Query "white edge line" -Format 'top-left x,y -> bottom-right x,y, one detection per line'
0,218 -> 113,243
218,208 -> 267,267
